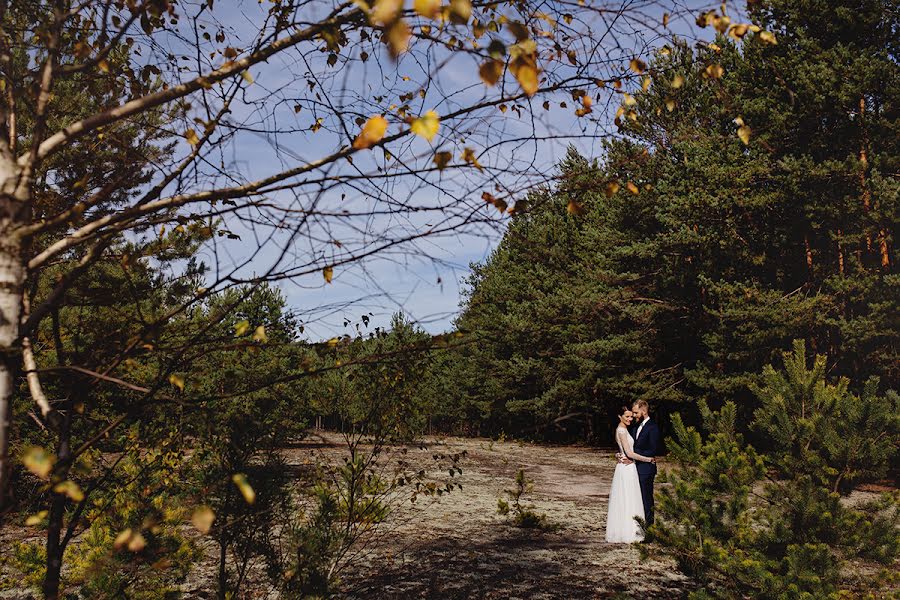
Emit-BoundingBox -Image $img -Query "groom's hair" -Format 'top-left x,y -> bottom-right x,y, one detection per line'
633,399 -> 650,413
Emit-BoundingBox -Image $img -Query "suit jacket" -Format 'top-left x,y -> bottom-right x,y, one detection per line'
631,418 -> 660,477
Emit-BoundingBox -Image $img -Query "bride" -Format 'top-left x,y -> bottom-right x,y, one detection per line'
605,405 -> 655,543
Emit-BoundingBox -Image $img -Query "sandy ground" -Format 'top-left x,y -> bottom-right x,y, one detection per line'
302,433 -> 693,600
1,434 -> 693,599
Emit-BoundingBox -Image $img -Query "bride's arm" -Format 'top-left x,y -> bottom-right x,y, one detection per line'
617,429 -> 655,463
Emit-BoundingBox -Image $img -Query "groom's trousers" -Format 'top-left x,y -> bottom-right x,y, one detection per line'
638,471 -> 655,526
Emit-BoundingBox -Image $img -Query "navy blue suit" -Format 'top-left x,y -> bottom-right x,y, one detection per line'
629,418 -> 660,526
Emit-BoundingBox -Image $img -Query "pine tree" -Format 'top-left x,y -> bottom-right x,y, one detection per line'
651,341 -> 899,598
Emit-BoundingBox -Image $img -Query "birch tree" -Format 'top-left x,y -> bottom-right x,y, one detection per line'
0,0 -> 688,515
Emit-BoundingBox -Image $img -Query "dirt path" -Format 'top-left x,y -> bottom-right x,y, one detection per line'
297,434 -> 692,599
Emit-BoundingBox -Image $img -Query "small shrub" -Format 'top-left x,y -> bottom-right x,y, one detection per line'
497,469 -> 551,529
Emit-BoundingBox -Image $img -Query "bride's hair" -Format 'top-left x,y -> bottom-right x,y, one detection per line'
616,405 -> 631,417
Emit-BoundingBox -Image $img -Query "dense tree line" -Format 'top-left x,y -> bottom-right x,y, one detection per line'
420,0 -> 899,441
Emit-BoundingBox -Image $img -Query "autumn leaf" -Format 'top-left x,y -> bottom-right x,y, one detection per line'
192,506 -> 215,534
567,199 -> 585,215
704,64 -> 724,79
240,70 -> 254,84
712,14 -> 730,34
232,473 -> 256,504
449,0 -> 471,24
235,320 -> 251,336
461,147 -> 483,171
509,40 -> 539,96
734,117 -> 751,144
25,511 -> 48,527
323,265 -> 334,283
629,58 -> 646,74
411,111 -> 440,141
385,20 -> 410,58
353,115 -> 389,149
22,447 -> 54,479
97,59 -> 110,73
414,0 -> 441,18
479,60 -> 503,86
253,325 -> 268,343
604,181 -> 620,197
729,23 -> 750,40
665,97 -> 676,112
53,480 -> 85,502
168,373 -> 185,391
433,151 -> 452,170
184,129 -> 200,146
114,529 -> 147,552
671,74 -> 685,89
759,31 -> 777,45
371,0 -> 402,25
626,181 -> 640,195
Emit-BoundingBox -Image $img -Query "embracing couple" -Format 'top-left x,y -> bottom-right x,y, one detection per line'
604,400 -> 660,543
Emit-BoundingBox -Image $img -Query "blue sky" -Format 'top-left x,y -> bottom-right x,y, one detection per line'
154,0 -> 725,340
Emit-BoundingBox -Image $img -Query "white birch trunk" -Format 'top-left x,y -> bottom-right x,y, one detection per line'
0,157 -> 26,509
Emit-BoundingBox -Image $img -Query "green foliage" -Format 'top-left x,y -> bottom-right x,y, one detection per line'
416,0 -> 899,439
652,342 -> 900,598
751,339 -> 899,493
497,469 -> 550,529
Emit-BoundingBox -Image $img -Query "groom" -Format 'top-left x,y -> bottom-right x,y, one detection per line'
627,400 -> 660,527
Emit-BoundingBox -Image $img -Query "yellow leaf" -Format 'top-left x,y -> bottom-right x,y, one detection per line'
184,129 -> 200,146
323,265 -> 334,283
704,64 -> 724,79
97,59 -> 110,73
759,30 -> 777,45
604,181 -> 620,197
671,74 -> 685,89
23,447 -> 54,479
232,473 -> 256,504
737,124 -> 751,145
353,115 -> 389,149
53,480 -> 85,502
192,506 -> 215,534
629,58 -> 646,74
253,326 -> 268,343
626,181 -> 640,195
623,93 -> 637,106
662,12 -> 669,27
168,373 -> 185,391
240,70 -> 254,84
114,529 -> 133,549
511,59 -> 538,96
433,151 -> 452,170
411,111 -> 440,141
385,20 -> 410,58
461,147 -> 483,172
449,0 -> 471,24
25,511 -> 48,526
712,14 -> 730,34
665,97 -> 676,112
128,532 -> 147,552
641,77 -> 651,92
235,320 -> 251,336
479,60 -> 503,86
372,0 -> 402,25
729,23 -> 750,40
414,0 -> 441,18
567,200 -> 584,215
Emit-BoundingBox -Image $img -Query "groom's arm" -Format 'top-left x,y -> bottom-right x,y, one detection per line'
646,423 -> 661,457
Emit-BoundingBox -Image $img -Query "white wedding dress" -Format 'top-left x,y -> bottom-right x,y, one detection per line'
604,426 -> 645,543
